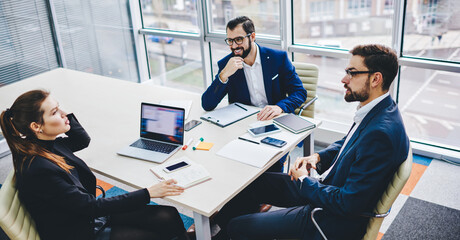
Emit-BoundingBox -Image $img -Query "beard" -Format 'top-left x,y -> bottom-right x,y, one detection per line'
344,77 -> 370,102
232,40 -> 252,59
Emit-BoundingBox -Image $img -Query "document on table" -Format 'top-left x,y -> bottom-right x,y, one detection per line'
159,100 -> 193,119
150,157 -> 211,188
217,139 -> 283,168
201,103 -> 259,127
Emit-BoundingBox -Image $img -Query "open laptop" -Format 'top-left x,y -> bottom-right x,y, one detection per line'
117,103 -> 185,163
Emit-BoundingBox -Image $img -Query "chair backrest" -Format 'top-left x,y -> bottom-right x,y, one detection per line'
292,62 -> 319,118
0,171 -> 41,240
362,147 -> 413,240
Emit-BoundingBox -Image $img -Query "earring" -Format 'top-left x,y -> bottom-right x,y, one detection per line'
39,130 -> 43,133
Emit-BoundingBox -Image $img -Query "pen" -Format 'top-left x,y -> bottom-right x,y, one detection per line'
182,138 -> 194,150
192,137 -> 204,150
238,137 -> 260,145
234,103 -> 247,111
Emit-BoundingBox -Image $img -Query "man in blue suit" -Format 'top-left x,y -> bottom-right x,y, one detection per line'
211,44 -> 410,240
201,16 -> 307,121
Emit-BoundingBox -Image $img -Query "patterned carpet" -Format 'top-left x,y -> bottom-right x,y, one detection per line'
95,179 -> 195,230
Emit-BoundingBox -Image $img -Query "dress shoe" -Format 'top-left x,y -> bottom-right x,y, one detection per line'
259,204 -> 272,212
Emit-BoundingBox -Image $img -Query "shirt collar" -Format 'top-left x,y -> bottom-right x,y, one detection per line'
243,44 -> 260,68
354,92 -> 390,124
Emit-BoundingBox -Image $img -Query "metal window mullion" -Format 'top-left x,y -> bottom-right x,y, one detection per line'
281,0 -> 292,53
129,0 -> 150,82
47,0 -> 66,68
196,0 -> 213,88
399,57 -> 460,73
289,45 -> 350,59
390,0 -> 406,100
139,29 -> 201,40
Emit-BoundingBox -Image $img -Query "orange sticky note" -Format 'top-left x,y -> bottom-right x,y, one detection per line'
195,142 -> 214,151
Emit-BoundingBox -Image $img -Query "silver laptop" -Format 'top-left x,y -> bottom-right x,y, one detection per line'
117,103 -> 185,163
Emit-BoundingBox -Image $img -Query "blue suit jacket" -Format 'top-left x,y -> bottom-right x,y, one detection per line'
297,95 -> 410,239
201,45 -> 307,113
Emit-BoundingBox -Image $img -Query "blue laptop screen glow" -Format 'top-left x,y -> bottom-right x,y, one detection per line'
140,104 -> 184,144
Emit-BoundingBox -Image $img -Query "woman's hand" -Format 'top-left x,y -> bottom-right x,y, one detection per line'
147,179 -> 184,198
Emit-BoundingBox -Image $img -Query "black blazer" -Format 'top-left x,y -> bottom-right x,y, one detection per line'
15,114 -> 150,240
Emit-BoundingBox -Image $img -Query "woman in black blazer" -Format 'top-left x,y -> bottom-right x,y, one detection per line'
0,90 -> 190,240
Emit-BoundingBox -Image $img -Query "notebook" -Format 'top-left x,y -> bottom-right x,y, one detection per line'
273,114 -> 316,134
150,157 -> 211,188
117,103 -> 185,163
201,103 -> 259,127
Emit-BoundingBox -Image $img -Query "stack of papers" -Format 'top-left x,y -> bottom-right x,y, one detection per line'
150,157 -> 211,188
273,114 -> 316,134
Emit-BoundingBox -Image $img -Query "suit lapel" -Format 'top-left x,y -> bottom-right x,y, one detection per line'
259,45 -> 273,104
53,144 -> 88,190
323,96 -> 394,183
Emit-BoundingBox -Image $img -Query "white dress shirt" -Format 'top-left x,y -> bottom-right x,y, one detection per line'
242,45 -> 268,108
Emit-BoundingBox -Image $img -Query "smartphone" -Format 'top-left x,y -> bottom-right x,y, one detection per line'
247,124 -> 281,137
163,161 -> 190,173
261,137 -> 287,148
184,120 -> 202,131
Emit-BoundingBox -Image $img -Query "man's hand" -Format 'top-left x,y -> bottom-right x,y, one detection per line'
219,57 -> 244,83
257,105 -> 283,121
290,154 -> 320,179
289,164 -> 309,181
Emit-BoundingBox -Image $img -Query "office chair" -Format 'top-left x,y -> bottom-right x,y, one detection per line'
292,62 -> 319,118
0,170 -> 107,240
311,147 -> 413,240
285,62 -> 319,173
0,171 -> 40,240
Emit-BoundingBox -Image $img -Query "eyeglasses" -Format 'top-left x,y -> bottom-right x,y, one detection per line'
224,33 -> 252,46
345,69 -> 376,79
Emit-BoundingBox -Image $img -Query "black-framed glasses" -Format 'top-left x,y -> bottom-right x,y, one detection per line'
225,33 -> 252,46
345,69 -> 376,79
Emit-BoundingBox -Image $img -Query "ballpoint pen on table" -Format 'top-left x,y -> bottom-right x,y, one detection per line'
238,137 -> 259,145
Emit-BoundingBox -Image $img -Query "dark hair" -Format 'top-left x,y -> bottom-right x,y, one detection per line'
0,90 -> 73,173
350,44 -> 399,91
226,16 -> 255,34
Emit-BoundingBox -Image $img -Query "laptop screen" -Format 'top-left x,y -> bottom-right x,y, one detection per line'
140,103 -> 185,144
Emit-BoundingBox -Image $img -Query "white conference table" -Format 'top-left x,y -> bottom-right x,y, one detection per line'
0,68 -> 321,239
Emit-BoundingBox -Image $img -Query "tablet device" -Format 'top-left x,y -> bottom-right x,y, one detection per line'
247,124 -> 281,137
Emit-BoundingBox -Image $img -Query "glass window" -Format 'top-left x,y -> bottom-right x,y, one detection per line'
210,42 -> 230,78
398,66 -> 460,150
53,0 -> 139,82
402,0 -> 460,61
209,0 -> 280,37
146,38 -> 203,93
293,53 -> 355,128
140,0 -> 199,33
0,0 -> 59,86
293,0 -> 394,50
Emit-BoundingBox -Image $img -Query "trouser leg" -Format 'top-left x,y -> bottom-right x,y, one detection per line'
227,205 -> 312,240
215,172 -> 307,231
109,205 -> 186,240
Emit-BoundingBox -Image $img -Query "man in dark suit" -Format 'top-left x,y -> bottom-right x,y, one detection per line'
212,44 -> 410,240
201,16 -> 307,121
